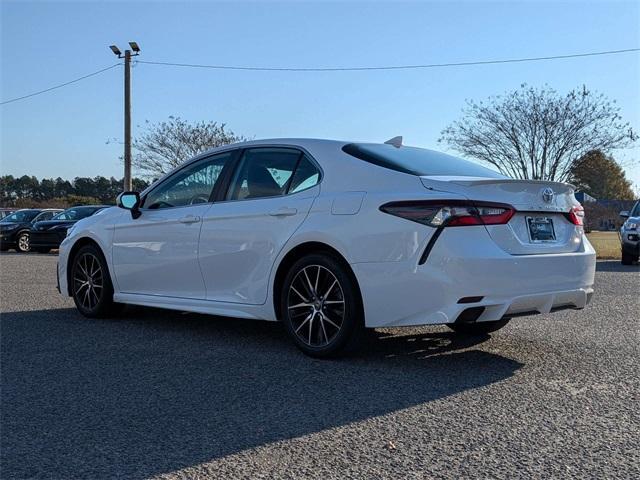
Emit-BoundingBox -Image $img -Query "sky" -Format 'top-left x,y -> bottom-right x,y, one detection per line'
1,0 -> 639,189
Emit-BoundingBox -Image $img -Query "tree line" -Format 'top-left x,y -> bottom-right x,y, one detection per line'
0,175 -> 149,208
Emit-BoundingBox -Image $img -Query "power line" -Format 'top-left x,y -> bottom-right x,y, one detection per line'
1,47 -> 638,106
137,48 -> 640,72
0,63 -> 121,106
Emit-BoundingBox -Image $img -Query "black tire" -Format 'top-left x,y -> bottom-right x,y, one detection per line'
70,244 -> 120,318
35,248 -> 51,254
280,253 -> 364,358
448,318 -> 510,336
16,231 -> 30,253
621,251 -> 637,265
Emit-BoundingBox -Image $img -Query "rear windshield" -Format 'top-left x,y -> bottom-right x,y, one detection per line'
343,143 -> 504,178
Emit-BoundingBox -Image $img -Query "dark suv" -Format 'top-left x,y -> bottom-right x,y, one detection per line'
0,209 -> 63,252
30,205 -> 109,253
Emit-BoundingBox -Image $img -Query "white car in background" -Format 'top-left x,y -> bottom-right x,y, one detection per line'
619,200 -> 640,265
58,138 -> 596,357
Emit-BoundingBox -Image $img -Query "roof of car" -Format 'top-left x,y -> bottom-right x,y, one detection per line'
197,138 -> 350,158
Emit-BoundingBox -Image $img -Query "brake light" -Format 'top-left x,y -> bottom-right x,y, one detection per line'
380,200 -> 515,227
567,205 -> 585,226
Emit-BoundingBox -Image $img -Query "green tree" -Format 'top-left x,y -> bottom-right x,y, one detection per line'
570,150 -> 635,200
440,85 -> 636,181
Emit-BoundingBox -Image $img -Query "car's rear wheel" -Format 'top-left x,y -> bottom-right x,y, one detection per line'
448,318 -> 510,335
280,254 -> 363,357
16,232 -> 30,253
71,244 -> 120,317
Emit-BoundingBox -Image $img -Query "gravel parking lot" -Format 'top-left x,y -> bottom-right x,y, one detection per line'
1,253 -> 638,479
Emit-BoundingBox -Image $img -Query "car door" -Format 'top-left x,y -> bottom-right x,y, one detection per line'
199,147 -> 321,304
112,151 -> 235,299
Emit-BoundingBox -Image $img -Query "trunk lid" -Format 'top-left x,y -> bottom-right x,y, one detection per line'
419,176 -> 583,255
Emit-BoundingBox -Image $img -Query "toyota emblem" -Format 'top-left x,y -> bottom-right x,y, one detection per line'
541,187 -> 555,203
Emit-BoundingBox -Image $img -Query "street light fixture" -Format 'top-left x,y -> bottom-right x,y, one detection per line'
109,42 -> 141,191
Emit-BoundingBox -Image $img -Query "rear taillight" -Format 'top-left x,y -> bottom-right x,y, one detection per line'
567,205 -> 585,226
380,200 -> 515,227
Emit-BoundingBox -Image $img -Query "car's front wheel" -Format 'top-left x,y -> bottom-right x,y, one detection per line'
71,244 -> 120,317
621,250 -> 638,265
280,254 -> 363,357
16,232 -> 30,253
448,318 -> 510,336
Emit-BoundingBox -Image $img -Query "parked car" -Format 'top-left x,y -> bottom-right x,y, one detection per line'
0,208 -> 17,220
30,205 -> 110,253
0,209 -> 63,252
58,138 -> 596,357
619,200 -> 640,265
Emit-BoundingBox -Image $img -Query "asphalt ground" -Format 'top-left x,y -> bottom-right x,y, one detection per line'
1,253 -> 638,479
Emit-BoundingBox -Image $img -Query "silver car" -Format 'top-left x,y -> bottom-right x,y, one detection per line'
620,200 -> 640,265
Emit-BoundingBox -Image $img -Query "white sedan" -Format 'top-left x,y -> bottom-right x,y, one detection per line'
58,138 -> 596,357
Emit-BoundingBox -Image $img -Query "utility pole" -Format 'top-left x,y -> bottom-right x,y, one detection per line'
110,42 -> 141,191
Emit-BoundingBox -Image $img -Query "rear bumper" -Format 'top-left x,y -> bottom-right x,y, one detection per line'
352,226 -> 596,328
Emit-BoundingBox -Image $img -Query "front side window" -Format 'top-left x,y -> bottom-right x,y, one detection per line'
226,148 -> 301,201
631,201 -> 640,217
143,152 -> 232,209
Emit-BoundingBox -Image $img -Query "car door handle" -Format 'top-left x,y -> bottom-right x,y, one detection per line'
179,215 -> 201,224
268,207 -> 297,217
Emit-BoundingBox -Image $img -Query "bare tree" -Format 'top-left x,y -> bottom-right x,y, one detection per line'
439,85 -> 636,182
132,116 -> 248,179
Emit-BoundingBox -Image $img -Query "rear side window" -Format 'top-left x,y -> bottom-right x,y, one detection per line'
342,143 -> 504,178
289,156 -> 320,194
226,148 -> 320,200
34,211 -> 55,222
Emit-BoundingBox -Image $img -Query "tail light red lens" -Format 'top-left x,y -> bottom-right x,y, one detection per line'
380,200 -> 515,227
567,205 -> 585,226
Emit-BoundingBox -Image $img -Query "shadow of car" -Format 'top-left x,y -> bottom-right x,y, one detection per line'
1,306 -> 522,479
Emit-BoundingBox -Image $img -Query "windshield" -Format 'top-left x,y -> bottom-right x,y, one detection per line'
343,143 -> 505,178
53,207 -> 101,221
2,210 -> 39,223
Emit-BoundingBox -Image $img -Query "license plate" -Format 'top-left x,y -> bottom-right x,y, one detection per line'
526,216 -> 556,242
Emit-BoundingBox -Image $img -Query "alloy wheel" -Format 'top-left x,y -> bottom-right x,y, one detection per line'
17,233 -> 30,252
73,253 -> 104,311
287,265 -> 345,347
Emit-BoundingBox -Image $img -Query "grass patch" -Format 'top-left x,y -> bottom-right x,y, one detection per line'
587,231 -> 620,259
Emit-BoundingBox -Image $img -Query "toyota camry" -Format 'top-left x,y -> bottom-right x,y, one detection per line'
58,138 -> 596,357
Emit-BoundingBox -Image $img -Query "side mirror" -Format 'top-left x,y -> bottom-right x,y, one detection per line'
116,191 -> 142,219
619,210 -> 630,219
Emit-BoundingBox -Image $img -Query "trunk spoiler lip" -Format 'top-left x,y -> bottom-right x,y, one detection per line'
419,175 -> 575,190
